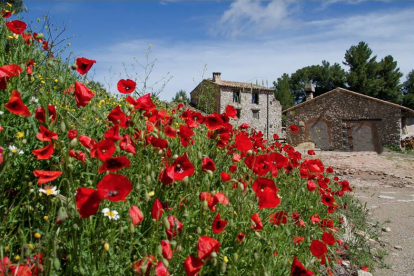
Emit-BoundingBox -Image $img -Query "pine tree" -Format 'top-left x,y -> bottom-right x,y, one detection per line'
273,73 -> 294,110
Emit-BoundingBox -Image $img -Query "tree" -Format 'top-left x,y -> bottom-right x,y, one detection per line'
171,90 -> 189,104
376,55 -> 403,103
0,0 -> 23,14
273,73 -> 294,110
403,70 -> 414,109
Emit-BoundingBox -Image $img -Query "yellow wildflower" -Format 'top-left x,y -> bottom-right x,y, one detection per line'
15,132 -> 24,138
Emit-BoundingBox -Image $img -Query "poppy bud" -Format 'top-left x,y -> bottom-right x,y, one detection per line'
212,258 -> 217,266
221,262 -> 227,273
163,217 -> 170,230
79,267 -> 86,275
211,252 -> 217,258
144,193 -> 150,202
71,64 -> 77,70
228,219 -> 234,227
69,138 -> 78,149
182,176 -> 189,185
22,139 -> 27,144
67,164 -> 73,171
254,253 -> 259,260
151,171 -> 156,181
140,262 -> 148,275
197,151 -> 202,160
170,240 -> 177,249
157,244 -> 163,256
183,209 -> 189,217
247,150 -> 253,156
254,231 -> 261,238
54,257 -> 61,270
172,154 -> 178,160
233,253 -> 239,263
196,227 -> 202,234
152,132 -> 159,139
129,223 -> 135,233
73,224 -> 79,230
146,175 -> 151,185
162,258 -> 169,268
202,200 -> 208,211
35,33 -> 44,39
176,244 -> 182,252
158,149 -> 163,156
60,121 -> 66,132
135,183 -> 140,191
58,76 -> 64,84
206,170 -> 213,175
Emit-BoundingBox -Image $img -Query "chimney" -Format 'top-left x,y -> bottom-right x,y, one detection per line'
305,82 -> 315,101
212,72 -> 221,83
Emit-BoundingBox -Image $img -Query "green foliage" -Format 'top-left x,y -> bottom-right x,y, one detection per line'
273,73 -> 294,110
0,0 -> 23,14
403,70 -> 414,109
194,81 -> 217,114
171,89 -> 189,104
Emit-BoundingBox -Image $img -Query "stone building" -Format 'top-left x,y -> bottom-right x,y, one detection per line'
190,72 -> 282,138
283,86 -> 414,153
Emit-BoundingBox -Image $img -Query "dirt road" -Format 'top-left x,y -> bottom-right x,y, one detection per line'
317,151 -> 414,276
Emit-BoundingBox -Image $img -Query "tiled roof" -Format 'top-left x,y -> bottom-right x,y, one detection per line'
206,79 -> 274,91
283,87 -> 414,116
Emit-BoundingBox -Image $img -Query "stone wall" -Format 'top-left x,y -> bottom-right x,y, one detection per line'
402,116 -> 414,135
220,88 -> 282,138
286,89 -> 402,152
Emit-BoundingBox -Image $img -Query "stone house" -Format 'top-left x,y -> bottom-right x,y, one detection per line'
190,72 -> 282,138
283,86 -> 414,153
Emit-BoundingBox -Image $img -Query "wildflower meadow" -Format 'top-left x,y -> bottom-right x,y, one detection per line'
0,6 -> 375,276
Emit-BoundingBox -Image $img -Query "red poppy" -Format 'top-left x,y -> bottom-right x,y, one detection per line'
68,130 -> 78,140
5,90 -> 31,117
159,166 -> 175,185
6,20 -> 27,34
1,11 -> 12,18
34,105 -> 56,122
269,211 -> 288,226
151,138 -> 169,149
79,135 -> 96,149
76,57 -> 96,75
307,180 -> 317,192
104,125 -> 122,141
126,93 -> 156,112
0,64 -> 22,90
91,139 -> 116,161
289,125 -> 298,133
117,79 -> 136,94
310,240 -> 328,263
212,212 -> 227,234
171,153 -> 195,181
165,215 -> 183,240
307,159 -> 325,173
107,106 -> 127,128
33,170 -> 62,185
74,81 -> 95,107
237,232 -> 245,242
98,156 -> 131,173
225,105 -> 237,118
290,256 -> 315,276
250,213 -> 263,231
322,232 -> 336,246
96,174 -> 132,201
201,157 -> 216,172
152,199 -> 163,220
310,214 -> 320,224
321,193 -> 335,207
161,240 -> 173,260
132,255 -> 156,276
129,206 -> 144,226
155,261 -> 169,276
326,167 -> 334,174
307,150 -> 315,155
75,188 -> 104,218
36,125 -> 58,141
32,143 -> 54,160
197,236 -> 220,260
8,264 -> 32,276
252,178 -> 280,209
235,132 -> 252,152
120,134 -> 136,154
204,113 -> 224,130
220,172 -> 231,182
184,255 -> 204,276
164,126 -> 177,138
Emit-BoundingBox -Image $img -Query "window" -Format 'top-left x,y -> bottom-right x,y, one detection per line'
236,109 -> 241,119
252,110 -> 259,119
252,92 -> 259,104
233,91 -> 241,103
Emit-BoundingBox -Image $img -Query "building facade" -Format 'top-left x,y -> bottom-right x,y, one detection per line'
190,72 -> 282,139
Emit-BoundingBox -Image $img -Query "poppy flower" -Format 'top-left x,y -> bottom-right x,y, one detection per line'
33,170 -> 62,185
308,150 -> 315,155
289,125 -> 298,133
164,126 -> 177,138
96,174 -> 132,201
250,213 -> 263,231
197,236 -> 220,260
34,105 -> 57,122
322,232 -> 336,246
310,214 -> 320,224
5,90 -> 31,117
8,264 -> 32,276
36,125 -> 58,141
161,240 -> 173,260
120,134 -> 136,154
75,188 -> 104,218
32,143 -> 54,160
1,11 -> 12,18
104,125 -> 122,141
220,172 -> 231,182
98,156 -> 130,173
107,106 -> 127,128
68,130 -> 78,140
307,159 -> 325,173
79,135 -> 96,149
310,240 -> 328,264
155,261 -> 169,276
237,232 -> 245,242
171,153 -> 195,181
76,57 -> 96,75
212,212 -> 227,234
151,138 -> 169,149
126,93 -> 156,112
290,256 -> 314,276
235,132 -> 252,152
132,255 -> 156,276
6,20 -> 27,34
129,205 -> 144,226
152,199 -> 163,220
307,180 -> 317,192
269,211 -> 288,226
117,79 -> 136,94
165,215 -> 183,240
252,178 -> 280,209
91,139 -> 116,161
204,113 -> 224,130
321,193 -> 335,207
184,255 -> 204,276
201,157 -> 216,172
74,81 -> 95,107
0,64 -> 22,90
225,105 -> 237,118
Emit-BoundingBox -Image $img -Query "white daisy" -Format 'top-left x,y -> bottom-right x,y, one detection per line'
102,208 -> 120,220
30,96 -> 39,105
9,145 -> 23,154
39,186 -> 59,196
0,111 -> 4,115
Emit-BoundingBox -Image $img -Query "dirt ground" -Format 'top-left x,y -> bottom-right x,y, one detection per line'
315,150 -> 414,276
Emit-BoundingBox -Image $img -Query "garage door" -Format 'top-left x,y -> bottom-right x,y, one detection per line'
343,120 -> 381,153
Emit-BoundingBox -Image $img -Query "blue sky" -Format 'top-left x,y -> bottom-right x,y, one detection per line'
18,1 -> 414,100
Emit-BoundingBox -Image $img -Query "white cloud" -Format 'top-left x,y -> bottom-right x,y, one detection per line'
86,6 -> 414,101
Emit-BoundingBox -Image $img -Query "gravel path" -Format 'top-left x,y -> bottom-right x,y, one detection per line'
316,151 -> 414,276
